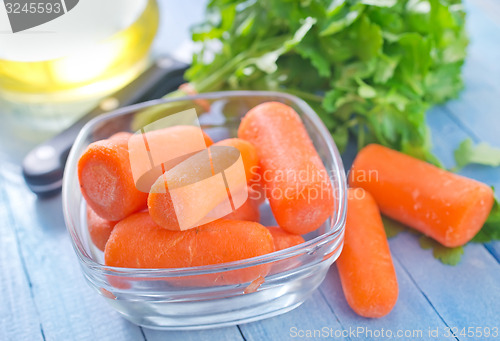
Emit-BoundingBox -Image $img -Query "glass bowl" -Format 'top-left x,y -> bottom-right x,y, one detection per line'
62,91 -> 347,330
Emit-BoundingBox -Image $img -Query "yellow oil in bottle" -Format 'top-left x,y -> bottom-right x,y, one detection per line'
0,0 -> 159,130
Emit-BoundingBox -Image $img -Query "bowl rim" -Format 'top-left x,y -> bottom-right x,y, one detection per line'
63,90 -> 347,277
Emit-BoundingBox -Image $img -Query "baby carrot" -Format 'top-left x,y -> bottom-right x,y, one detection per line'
148,145 -> 247,230
105,213 -> 274,284
223,192 -> 261,222
267,226 -> 305,251
238,102 -> 334,235
128,125 -> 213,193
349,144 -> 495,247
337,188 -> 398,318
78,134 -> 148,221
214,138 -> 259,183
87,206 -> 118,251
248,179 -> 266,205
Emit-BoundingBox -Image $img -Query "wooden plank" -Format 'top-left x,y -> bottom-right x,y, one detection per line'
427,106 -> 500,189
1,168 -> 145,341
484,242 -> 500,264
239,290 -> 347,341
442,0 -> 500,145
427,106 -> 500,262
392,82 -> 500,338
0,172 -> 44,341
389,232 -> 500,340
469,0 -> 500,29
1,2 -> 498,340
144,327 -> 243,341
318,102 -> 500,339
320,262 -> 456,341
443,0 -> 500,261
372,99 -> 500,335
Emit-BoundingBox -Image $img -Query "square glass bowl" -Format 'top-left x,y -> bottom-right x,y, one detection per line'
62,91 -> 347,330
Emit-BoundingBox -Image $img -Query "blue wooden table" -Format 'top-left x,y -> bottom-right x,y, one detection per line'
1,1 -> 499,340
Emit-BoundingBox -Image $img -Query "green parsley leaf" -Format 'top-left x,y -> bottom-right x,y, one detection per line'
382,216 -> 407,238
472,194 -> 500,242
454,138 -> 500,170
163,0 -> 468,165
419,236 -> 464,266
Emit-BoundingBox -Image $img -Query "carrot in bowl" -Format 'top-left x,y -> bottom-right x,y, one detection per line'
238,102 -> 334,235
86,206 -> 118,251
214,138 -> 259,183
78,133 -> 148,221
349,144 -> 495,247
337,188 -> 398,318
267,226 -> 305,251
104,213 -> 274,285
128,125 -> 213,193
223,191 -> 261,222
248,178 -> 266,205
148,145 -> 247,231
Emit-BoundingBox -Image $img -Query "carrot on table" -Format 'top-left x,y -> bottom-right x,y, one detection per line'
148,145 -> 247,231
349,144 -> 495,247
238,102 -> 334,235
105,213 -> 274,284
214,138 -> 259,183
78,134 -> 148,221
337,188 -> 398,318
267,226 -> 305,251
86,206 -> 118,251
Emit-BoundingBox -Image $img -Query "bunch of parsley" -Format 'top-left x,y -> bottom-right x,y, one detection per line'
185,0 -> 468,163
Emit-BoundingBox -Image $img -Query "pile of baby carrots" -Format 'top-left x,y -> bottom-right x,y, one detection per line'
77,101 -> 495,319
339,144 -> 494,317
78,102 -> 329,281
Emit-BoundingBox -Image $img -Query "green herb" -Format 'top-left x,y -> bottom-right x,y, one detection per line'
382,215 -> 466,265
471,194 -> 500,242
453,138 -> 500,171
382,215 -> 465,265
419,236 -> 464,266
175,0 -> 468,163
382,215 -> 407,238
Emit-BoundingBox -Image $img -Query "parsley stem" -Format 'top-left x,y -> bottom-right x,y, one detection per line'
284,89 -> 324,103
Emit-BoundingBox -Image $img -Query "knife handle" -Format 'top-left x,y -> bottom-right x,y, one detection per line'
22,56 -> 189,196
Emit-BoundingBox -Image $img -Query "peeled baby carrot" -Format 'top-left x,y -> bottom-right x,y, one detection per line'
128,125 -> 213,193
337,188 -> 398,318
148,145 -> 247,231
224,192 -> 261,222
248,179 -> 266,205
87,206 -> 118,251
214,138 -> 259,183
267,226 -> 305,251
78,134 -> 148,221
238,102 -> 334,235
105,213 -> 274,284
349,144 -> 495,247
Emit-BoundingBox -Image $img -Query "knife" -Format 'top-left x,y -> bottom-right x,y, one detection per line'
22,55 -> 189,196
